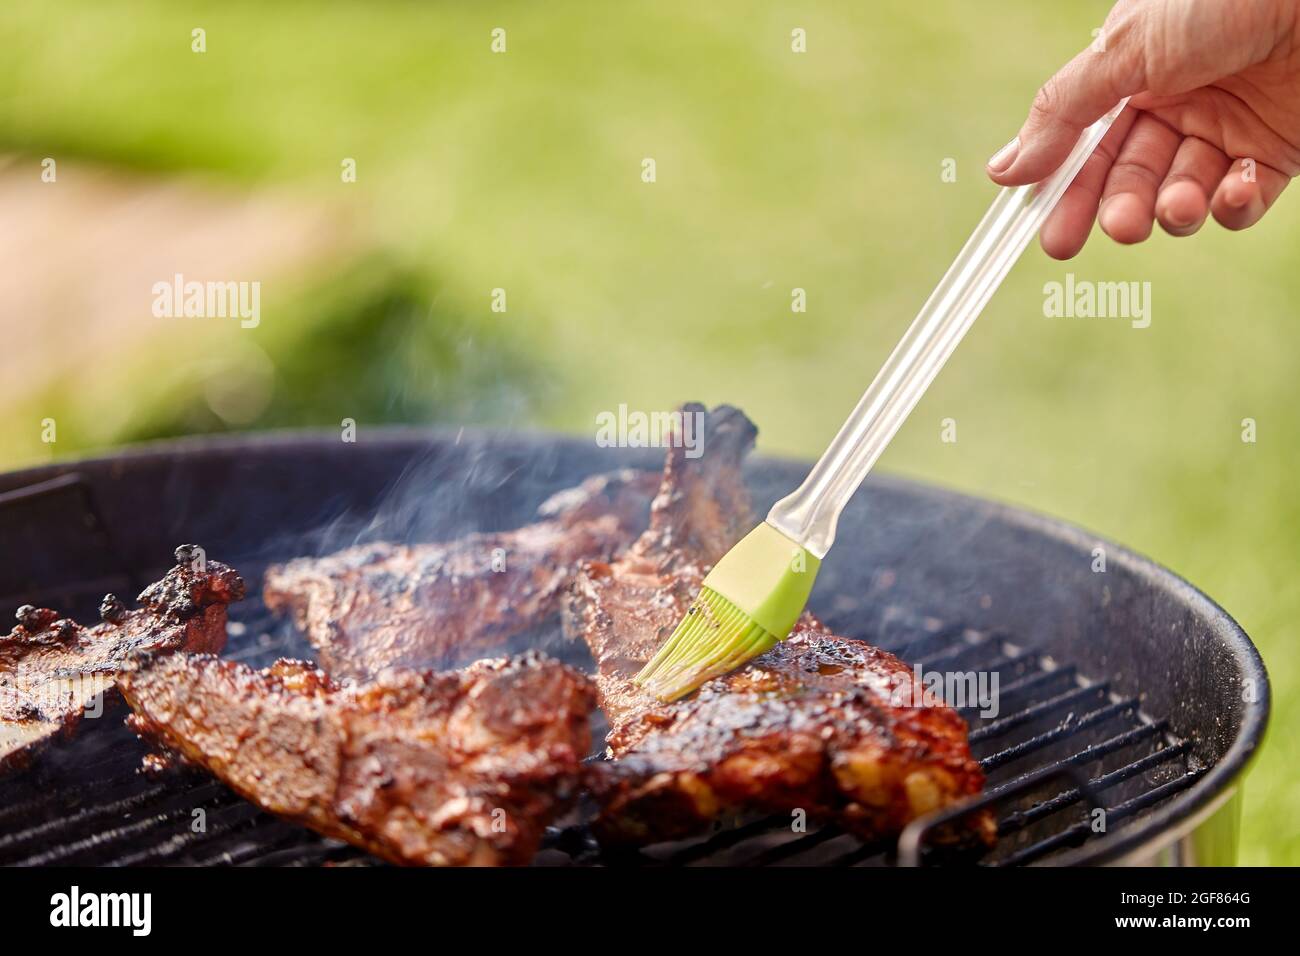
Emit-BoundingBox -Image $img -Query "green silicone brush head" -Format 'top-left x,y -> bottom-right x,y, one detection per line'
633,522 -> 820,701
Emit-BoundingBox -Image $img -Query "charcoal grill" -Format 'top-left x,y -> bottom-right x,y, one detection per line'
0,429 -> 1269,866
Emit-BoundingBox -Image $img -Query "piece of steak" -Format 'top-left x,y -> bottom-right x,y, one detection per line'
264,468 -> 658,681
119,651 -> 596,866
0,545 -> 243,771
565,404 -> 993,848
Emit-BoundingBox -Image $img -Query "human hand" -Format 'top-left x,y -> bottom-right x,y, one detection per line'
986,0 -> 1300,258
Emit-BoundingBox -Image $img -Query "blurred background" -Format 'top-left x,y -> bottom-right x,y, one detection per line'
0,1 -> 1295,863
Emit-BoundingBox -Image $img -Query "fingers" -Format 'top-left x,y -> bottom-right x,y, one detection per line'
988,19 -> 1149,186
1211,160 -> 1290,231
1034,117 -> 1288,257
1038,108 -> 1135,260
1096,114 -> 1181,244
1155,137 -> 1231,237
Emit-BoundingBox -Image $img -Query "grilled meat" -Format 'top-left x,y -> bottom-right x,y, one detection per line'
0,545 -> 243,771
565,404 -> 993,848
587,617 -> 994,847
120,651 -> 595,866
264,468 -> 658,680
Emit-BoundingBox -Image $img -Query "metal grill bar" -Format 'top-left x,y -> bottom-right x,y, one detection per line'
911,636 -> 995,669
969,683 -> 1111,743
737,825 -> 846,867
0,785 -> 172,854
209,829 -> 331,867
979,698 -> 1141,771
988,664 -> 1077,700
0,763 -> 143,825
998,742 -> 1189,835
16,807 -> 208,867
831,838 -> 891,867
959,665 -> 1075,720
987,722 -> 1167,803
994,770 -> 1203,867
238,840 -> 364,868
109,804 -> 272,867
972,649 -> 1036,674
1107,770 -> 1204,819
663,814 -> 788,865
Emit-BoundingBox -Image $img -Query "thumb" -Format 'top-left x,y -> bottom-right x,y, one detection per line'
988,23 -> 1148,186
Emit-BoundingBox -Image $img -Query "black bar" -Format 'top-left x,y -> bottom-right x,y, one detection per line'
0,865 -> 1279,941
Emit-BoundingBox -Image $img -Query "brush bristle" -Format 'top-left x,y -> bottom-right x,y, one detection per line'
633,586 -> 779,701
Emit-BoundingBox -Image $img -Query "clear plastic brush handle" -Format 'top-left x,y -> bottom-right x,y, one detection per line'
768,100 -> 1128,558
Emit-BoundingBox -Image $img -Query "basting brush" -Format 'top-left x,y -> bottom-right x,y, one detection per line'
635,101 -> 1129,701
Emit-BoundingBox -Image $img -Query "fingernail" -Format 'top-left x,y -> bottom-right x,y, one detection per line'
987,137 -> 1020,173
1159,201 -> 1194,229
1097,197 -> 1119,233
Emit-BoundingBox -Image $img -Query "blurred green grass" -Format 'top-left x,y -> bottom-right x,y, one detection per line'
0,1 -> 1296,863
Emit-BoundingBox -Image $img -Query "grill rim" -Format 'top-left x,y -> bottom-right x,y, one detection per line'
0,427 -> 1271,866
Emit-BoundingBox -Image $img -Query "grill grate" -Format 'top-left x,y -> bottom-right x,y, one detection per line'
0,587 -> 1194,867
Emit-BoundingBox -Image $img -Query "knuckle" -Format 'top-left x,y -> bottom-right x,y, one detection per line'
1110,159 -> 1162,188
1159,171 -> 1200,190
1092,137 -> 1122,169
1029,81 -> 1059,122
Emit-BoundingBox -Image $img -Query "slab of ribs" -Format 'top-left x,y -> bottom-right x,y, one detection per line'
263,468 -> 658,680
0,546 -> 242,771
120,651 -> 594,866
